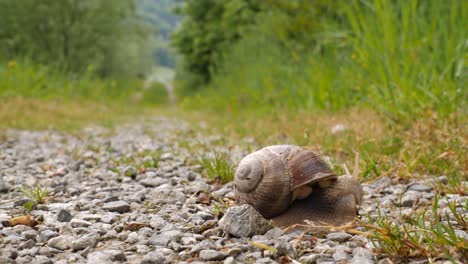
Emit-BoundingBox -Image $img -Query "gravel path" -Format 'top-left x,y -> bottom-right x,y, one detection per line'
0,117 -> 466,264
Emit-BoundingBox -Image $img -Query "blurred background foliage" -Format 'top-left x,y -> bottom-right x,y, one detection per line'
0,0 -> 152,78
173,0 -> 467,121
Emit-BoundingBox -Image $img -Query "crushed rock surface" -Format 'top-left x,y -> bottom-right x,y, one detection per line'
0,117 -> 466,264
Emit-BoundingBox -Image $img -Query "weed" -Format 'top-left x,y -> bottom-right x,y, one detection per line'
211,193 -> 230,218
199,152 -> 235,183
363,195 -> 468,262
19,186 -> 49,205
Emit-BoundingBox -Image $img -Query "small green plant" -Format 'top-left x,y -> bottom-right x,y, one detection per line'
199,152 -> 234,183
363,195 -> 468,262
19,186 -> 49,205
22,200 -> 35,213
211,193 -> 230,218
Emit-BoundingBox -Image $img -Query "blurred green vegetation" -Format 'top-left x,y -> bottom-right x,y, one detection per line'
0,0 -> 154,78
0,0 -> 171,131
173,0 -> 467,121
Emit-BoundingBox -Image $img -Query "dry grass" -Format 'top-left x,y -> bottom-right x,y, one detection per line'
180,108 -> 466,184
0,97 -> 140,132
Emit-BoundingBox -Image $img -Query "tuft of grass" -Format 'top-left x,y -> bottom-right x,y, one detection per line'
199,152 -> 235,183
19,186 -> 49,205
363,195 -> 468,262
211,193 -> 230,219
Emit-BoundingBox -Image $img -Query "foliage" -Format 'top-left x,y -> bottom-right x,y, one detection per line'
0,0 -> 153,77
172,0 -> 263,91
177,0 -> 467,120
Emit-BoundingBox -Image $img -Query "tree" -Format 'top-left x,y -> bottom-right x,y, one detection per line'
171,0 -> 262,88
0,0 -> 153,77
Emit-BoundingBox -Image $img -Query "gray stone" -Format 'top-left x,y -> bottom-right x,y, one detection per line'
149,230 -> 183,246
326,232 -> 353,242
104,250 -> 126,261
72,233 -> 100,251
140,178 -> 165,188
18,239 -> 36,250
371,176 -> 392,189
57,209 -> 73,222
351,247 -> 374,264
32,255 -> 53,264
223,256 -> 235,264
70,219 -> 92,228
140,248 -> 175,264
39,229 -> 58,241
126,232 -> 140,243
86,251 -> 113,264
219,205 -> 272,237
227,247 -> 242,257
48,235 -> 73,250
22,230 -> 37,241
199,250 -> 227,261
78,213 -> 102,222
245,251 -> 262,260
333,245 -> 349,262
264,227 -> 284,239
401,191 -> 421,207
256,257 -> 279,264
408,184 -> 432,192
274,238 -> 295,257
102,201 -> 130,213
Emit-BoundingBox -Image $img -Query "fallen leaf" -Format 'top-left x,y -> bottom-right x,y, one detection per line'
6,215 -> 40,227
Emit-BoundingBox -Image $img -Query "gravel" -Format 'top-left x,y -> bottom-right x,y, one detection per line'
0,117 -> 465,263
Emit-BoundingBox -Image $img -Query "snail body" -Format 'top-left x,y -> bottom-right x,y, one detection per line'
234,145 -> 363,227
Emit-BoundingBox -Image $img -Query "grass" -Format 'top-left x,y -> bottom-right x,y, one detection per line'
180,0 -> 467,120
363,195 -> 467,261
198,152 -> 235,183
19,186 -> 49,205
0,59 -> 169,132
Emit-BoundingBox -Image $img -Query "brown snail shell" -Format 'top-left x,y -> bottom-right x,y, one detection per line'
234,145 -> 336,219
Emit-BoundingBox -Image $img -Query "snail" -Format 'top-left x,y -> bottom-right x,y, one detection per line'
234,145 -> 363,227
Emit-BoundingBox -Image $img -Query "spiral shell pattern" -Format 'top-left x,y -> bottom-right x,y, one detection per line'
234,145 -> 336,218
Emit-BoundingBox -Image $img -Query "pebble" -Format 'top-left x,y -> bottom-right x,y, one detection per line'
141,248 -> 175,264
219,204 -> 273,237
401,191 -> 421,207
57,209 -> 73,222
326,232 -> 353,242
72,233 -> 100,251
351,247 -> 374,264
149,230 -> 183,246
199,249 -> 227,261
102,201 -> 130,213
48,235 -> 73,250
